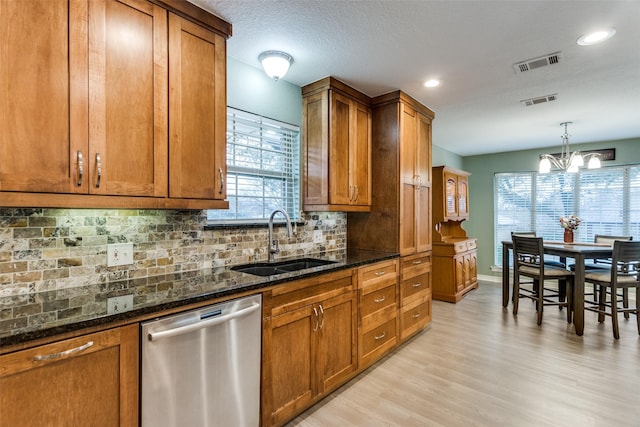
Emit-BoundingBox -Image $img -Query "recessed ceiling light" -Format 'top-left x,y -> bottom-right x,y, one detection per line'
424,79 -> 440,88
577,28 -> 616,46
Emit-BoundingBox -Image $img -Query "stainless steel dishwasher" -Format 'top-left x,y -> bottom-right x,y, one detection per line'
141,294 -> 262,427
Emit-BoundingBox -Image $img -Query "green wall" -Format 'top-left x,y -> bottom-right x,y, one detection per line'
462,137 -> 640,279
227,58 -> 302,126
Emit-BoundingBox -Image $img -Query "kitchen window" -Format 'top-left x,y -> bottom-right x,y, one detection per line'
494,164 -> 640,266
207,108 -> 301,224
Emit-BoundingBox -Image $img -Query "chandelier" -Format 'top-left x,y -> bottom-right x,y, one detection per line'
539,122 -> 601,173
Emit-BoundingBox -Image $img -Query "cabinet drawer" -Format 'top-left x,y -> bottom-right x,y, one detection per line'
466,239 -> 477,250
401,253 -> 431,280
359,259 -> 398,288
400,272 -> 431,302
400,296 -> 431,340
360,283 -> 397,319
361,317 -> 397,357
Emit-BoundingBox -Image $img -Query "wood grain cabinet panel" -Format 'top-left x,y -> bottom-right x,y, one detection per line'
0,0 -> 230,209
433,166 -> 471,223
302,77 -> 372,211
357,259 -> 399,368
262,269 -> 357,427
168,13 -> 226,201
0,324 -> 139,427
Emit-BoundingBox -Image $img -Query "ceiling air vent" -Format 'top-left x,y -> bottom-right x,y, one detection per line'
513,52 -> 562,73
520,93 -> 558,107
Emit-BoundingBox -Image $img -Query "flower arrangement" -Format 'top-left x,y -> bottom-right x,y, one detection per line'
559,215 -> 581,230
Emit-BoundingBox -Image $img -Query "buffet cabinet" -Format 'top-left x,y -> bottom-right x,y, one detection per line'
0,0 -> 230,210
302,77 -> 372,211
432,239 -> 478,302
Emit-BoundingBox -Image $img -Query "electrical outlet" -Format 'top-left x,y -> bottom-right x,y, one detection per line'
107,242 -> 134,267
313,230 -> 323,243
107,295 -> 134,315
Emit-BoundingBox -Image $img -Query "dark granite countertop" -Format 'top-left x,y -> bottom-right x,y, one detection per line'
0,249 -> 397,348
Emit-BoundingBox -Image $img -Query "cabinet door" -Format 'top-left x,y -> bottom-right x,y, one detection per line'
457,175 -> 469,218
0,324 -> 139,427
302,91 -> 329,206
168,13 -> 226,200
88,0 -> 168,196
467,250 -> 478,285
264,306 -> 316,427
454,254 -> 465,292
350,100 -> 371,206
416,112 -> 432,253
329,92 -> 352,205
317,292 -> 357,394
399,104 -> 417,255
0,0 -> 88,194
444,171 -> 459,219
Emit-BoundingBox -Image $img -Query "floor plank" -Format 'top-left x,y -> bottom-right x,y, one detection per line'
287,281 -> 640,427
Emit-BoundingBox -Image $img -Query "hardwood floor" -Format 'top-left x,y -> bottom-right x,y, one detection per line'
287,281 -> 639,427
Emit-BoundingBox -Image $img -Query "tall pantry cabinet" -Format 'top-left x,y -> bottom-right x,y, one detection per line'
348,91 -> 434,341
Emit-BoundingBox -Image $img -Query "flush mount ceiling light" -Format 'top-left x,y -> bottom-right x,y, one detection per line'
577,28 -> 616,45
539,122 -> 601,173
259,50 -> 293,82
424,79 -> 440,88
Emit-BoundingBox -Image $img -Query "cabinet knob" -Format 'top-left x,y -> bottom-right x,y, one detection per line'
375,271 -> 385,276
218,167 -> 224,194
373,296 -> 386,303
412,282 -> 422,288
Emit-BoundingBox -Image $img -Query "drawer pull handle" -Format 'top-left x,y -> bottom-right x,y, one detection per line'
312,306 -> 319,332
412,260 -> 422,265
76,151 -> 84,187
374,331 -> 386,340
219,167 -> 224,194
412,282 -> 422,288
34,341 -> 94,361
412,313 -> 421,319
374,296 -> 386,303
318,304 -> 325,330
95,153 -> 102,188
375,271 -> 385,276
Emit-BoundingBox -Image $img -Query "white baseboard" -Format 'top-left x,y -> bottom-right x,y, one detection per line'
478,274 -> 501,284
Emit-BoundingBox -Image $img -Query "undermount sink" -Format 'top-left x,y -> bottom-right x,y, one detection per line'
231,258 -> 337,277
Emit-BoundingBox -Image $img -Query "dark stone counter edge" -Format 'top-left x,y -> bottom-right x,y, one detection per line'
1,250 -> 398,349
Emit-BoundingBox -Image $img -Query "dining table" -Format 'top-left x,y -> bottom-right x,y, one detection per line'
502,240 -> 614,336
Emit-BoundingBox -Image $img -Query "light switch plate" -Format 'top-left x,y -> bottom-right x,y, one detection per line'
107,242 -> 134,267
313,230 -> 323,243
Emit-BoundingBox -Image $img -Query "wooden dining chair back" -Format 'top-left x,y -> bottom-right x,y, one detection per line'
584,240 -> 640,339
512,235 -> 574,325
511,231 -> 565,268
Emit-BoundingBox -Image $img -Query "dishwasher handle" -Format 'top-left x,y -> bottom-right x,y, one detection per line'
148,302 -> 261,342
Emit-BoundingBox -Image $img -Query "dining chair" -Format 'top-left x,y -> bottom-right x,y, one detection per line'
583,240 -> 640,339
511,231 -> 565,268
512,235 -> 574,325
577,235 -> 633,312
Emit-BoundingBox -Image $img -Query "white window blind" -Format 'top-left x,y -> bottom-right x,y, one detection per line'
208,108 -> 300,223
494,164 -> 640,266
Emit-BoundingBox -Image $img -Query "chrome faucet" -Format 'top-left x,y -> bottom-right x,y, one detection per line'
268,209 -> 293,263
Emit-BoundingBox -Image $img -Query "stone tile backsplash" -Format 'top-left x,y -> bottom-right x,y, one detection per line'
0,208 -> 347,297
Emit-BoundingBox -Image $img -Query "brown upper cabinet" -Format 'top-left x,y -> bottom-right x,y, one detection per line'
0,0 -> 230,210
302,77 -> 372,212
433,166 -> 470,222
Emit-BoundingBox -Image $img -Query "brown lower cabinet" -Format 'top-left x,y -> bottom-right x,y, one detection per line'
262,269 -> 358,427
0,324 -> 139,427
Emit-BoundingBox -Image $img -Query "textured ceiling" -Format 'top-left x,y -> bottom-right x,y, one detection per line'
190,0 -> 640,156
